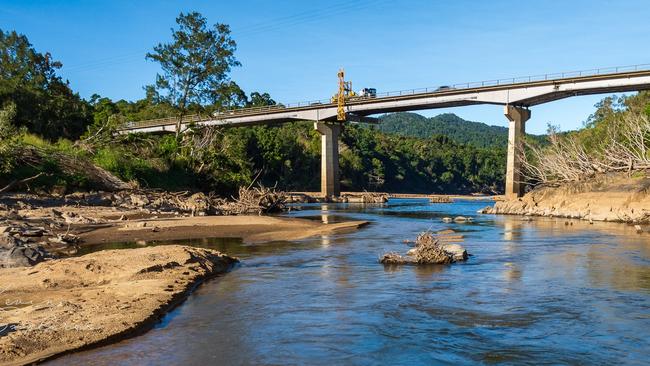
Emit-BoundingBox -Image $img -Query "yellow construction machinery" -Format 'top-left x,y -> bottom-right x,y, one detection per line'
331,69 -> 377,121
332,69 -> 356,120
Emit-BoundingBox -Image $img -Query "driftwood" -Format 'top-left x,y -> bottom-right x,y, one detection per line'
380,231 -> 468,265
217,186 -> 287,215
429,195 -> 453,203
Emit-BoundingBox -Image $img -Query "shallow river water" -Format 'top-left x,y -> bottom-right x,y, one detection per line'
49,199 -> 650,365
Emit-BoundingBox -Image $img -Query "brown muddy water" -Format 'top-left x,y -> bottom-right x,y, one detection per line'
47,199 -> 650,365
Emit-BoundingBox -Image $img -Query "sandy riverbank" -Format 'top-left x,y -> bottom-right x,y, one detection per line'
0,245 -> 238,366
80,215 -> 370,245
483,173 -> 650,223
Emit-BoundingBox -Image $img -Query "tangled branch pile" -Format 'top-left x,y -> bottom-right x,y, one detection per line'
521,110 -> 650,185
429,195 -> 453,203
218,186 -> 287,215
380,231 -> 467,265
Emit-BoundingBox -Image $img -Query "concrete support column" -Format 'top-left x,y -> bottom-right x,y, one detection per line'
314,122 -> 341,198
504,105 -> 531,199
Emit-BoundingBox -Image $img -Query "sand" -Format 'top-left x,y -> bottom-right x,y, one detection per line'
0,245 -> 238,366
80,215 -> 370,245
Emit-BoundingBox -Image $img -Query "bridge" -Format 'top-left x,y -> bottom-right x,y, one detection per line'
119,64 -> 650,199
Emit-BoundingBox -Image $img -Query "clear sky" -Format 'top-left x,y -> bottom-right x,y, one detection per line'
1,0 -> 648,134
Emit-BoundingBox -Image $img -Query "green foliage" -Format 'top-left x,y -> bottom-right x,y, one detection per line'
146,11 -> 242,130
340,125 -> 505,193
0,29 -> 92,140
0,101 -> 19,173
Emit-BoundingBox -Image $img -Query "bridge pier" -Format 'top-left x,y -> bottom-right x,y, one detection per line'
314,122 -> 341,198
504,105 -> 530,199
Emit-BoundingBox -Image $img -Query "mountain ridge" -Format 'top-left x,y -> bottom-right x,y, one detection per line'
375,112 -> 511,148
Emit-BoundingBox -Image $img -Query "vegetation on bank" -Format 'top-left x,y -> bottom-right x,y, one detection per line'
0,13 -> 507,195
522,92 -> 650,186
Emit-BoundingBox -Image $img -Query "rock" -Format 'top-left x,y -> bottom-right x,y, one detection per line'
0,233 -> 22,249
137,221 -> 147,228
441,243 -> 468,261
453,216 -> 472,223
0,245 -> 50,268
442,217 -> 453,223
635,225 -> 643,233
21,229 -> 44,237
129,194 -> 150,207
48,234 -> 80,246
0,226 -> 10,234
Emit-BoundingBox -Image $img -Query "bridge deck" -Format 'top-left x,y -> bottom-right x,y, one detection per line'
121,64 -> 650,132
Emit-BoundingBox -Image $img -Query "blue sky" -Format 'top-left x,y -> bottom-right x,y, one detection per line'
1,0 -> 648,134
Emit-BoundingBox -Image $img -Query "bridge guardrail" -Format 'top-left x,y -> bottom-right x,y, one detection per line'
123,63 -> 650,130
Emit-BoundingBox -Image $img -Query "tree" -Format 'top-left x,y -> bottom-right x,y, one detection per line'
146,12 -> 241,137
248,92 -> 276,107
0,101 -> 19,173
0,29 -> 91,140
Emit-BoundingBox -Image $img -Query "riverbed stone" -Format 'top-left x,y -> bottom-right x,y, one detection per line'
441,244 -> 468,261
1,233 -> 20,249
0,245 -> 49,268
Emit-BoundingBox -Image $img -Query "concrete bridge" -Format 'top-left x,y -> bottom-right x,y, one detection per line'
119,64 -> 650,199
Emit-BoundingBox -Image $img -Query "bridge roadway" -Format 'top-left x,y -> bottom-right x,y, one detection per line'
119,64 -> 650,199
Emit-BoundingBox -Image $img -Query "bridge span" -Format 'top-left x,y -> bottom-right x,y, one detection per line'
119,64 -> 650,199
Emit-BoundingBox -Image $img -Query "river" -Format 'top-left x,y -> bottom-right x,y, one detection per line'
48,199 -> 650,365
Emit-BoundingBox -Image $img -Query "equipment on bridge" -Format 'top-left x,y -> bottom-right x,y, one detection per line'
333,69 -> 355,120
358,88 -> 377,98
332,69 -> 377,121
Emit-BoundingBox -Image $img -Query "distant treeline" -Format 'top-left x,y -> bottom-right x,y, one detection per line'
377,112 -> 546,148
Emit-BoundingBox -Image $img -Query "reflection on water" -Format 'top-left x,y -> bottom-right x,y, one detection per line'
49,199 -> 650,365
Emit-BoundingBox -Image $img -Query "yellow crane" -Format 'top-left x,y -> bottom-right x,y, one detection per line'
333,69 -> 356,121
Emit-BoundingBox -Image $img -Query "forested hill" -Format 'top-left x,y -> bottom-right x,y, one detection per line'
376,112 -> 509,148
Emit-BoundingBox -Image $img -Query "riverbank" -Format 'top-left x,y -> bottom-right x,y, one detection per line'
484,172 -> 650,223
80,215 -> 370,245
0,245 -> 238,366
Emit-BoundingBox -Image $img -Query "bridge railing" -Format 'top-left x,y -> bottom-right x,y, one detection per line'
123,63 -> 650,130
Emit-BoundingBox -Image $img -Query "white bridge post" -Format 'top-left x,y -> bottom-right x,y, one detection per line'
504,105 -> 530,199
314,122 -> 341,198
